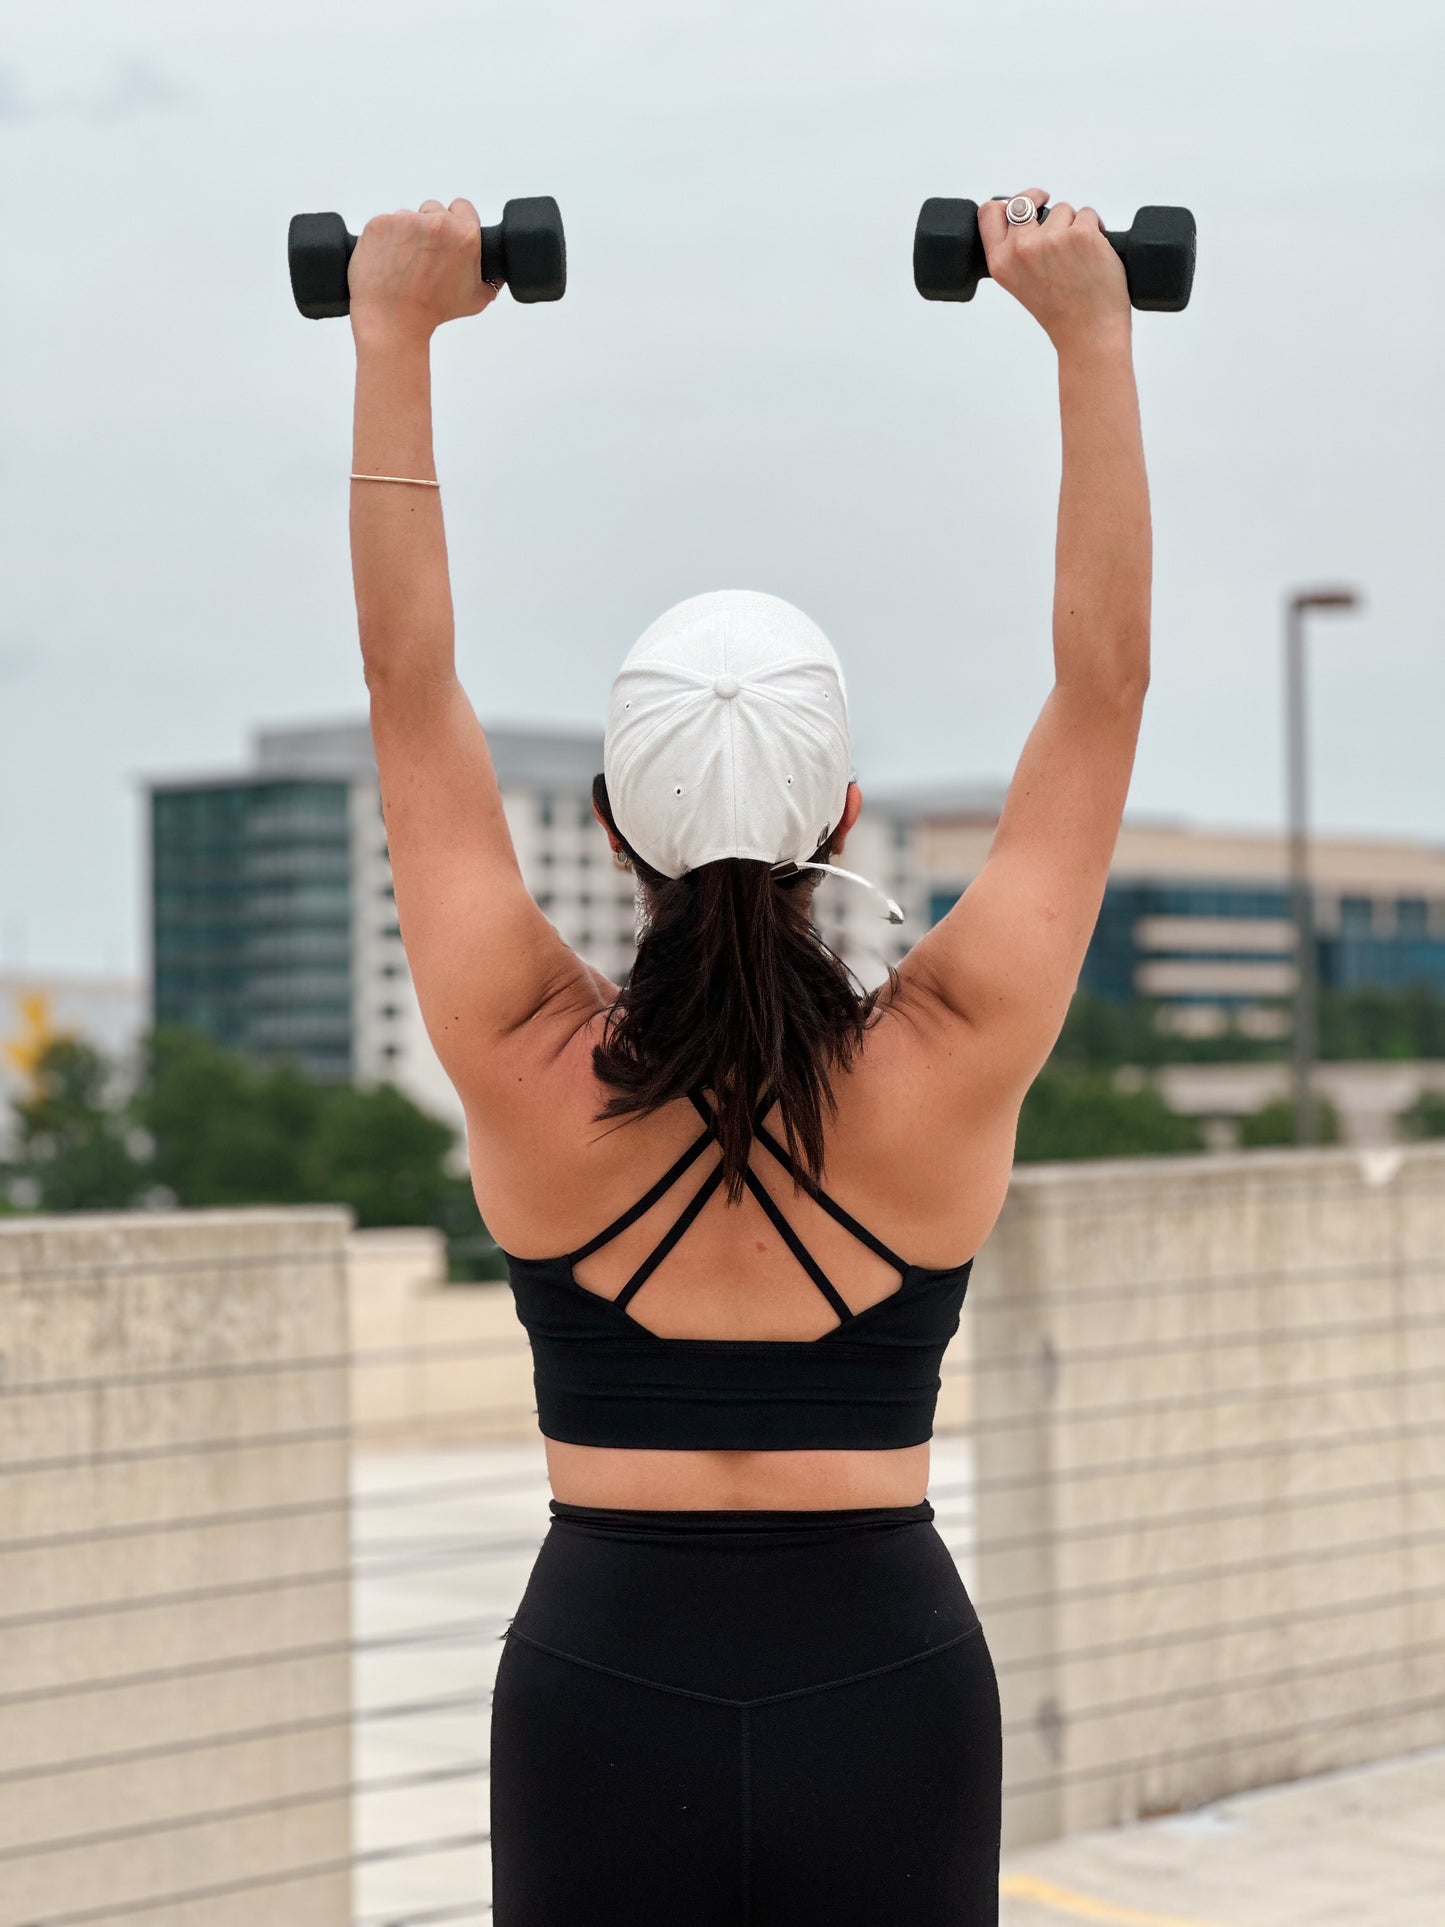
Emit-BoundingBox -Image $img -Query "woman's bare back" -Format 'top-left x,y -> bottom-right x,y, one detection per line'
465,973 -> 1020,1509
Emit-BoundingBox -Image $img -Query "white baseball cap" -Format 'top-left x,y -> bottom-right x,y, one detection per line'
603,589 -> 902,921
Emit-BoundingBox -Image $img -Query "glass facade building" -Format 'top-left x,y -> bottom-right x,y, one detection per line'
1322,900 -> 1445,994
150,779 -> 355,1081
152,734 -> 1445,1101
930,875 -> 1445,1012
1080,880 -> 1295,1006
145,722 -> 649,1129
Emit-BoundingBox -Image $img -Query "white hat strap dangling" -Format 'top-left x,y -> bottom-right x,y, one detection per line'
772,859 -> 905,926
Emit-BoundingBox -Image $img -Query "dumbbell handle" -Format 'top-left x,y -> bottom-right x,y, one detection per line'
329,220 -> 508,281
914,199 -> 1196,313
968,209 -> 1132,279
288,213 -> 515,320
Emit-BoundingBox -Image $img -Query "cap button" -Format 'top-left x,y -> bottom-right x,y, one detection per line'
712,675 -> 741,700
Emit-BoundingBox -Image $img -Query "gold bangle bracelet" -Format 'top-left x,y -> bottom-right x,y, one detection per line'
350,473 -> 440,488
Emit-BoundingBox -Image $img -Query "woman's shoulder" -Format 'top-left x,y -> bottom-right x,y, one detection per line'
465,992 -> 1019,1270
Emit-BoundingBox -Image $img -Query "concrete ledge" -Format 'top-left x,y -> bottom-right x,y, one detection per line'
0,1208 -> 355,1923
972,1143 -> 1445,1849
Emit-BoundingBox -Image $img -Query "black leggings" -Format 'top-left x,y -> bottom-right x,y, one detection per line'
490,1500 -> 1001,1925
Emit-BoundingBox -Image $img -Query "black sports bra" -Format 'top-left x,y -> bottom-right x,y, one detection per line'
502,1090 -> 974,1451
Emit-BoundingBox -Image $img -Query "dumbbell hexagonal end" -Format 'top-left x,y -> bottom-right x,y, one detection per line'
288,212 -> 355,319
502,196 -> 567,304
914,197 -> 985,302
1127,207 -> 1197,313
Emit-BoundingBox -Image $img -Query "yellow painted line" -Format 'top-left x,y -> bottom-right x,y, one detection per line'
1000,1873 -> 1221,1927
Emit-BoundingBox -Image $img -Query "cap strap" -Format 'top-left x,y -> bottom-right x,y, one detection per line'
771,859 -> 904,925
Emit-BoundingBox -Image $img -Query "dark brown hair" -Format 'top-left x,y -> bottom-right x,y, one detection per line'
590,775 -> 888,1200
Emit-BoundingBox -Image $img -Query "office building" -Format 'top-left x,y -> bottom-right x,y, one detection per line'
148,719 -> 908,1130
149,724 -> 1445,1133
914,801 -> 1445,1036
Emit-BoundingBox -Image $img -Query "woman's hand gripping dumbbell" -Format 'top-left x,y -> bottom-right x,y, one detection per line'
914,191 -> 1195,315
289,194 -> 566,321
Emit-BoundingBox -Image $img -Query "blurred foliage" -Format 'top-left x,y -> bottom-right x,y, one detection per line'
1235,1093 -> 1342,1149
2,1028 -> 502,1279
6,994 -> 1445,1237
1015,1069 -> 1206,1162
1053,985 -> 1445,1069
1050,992 -> 1174,1069
1317,984 -> 1445,1061
4,1036 -> 146,1212
134,1029 -> 326,1209
1398,1089 -> 1445,1142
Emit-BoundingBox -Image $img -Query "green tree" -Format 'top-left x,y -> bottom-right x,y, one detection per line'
4,1037 -> 144,1211
1398,985 -> 1445,1059
134,1028 -> 325,1207
1051,985 -> 1445,1072
1235,1092 -> 1342,1148
305,1081 -> 496,1274
1053,989 -> 1280,1070
305,1081 -> 457,1219
1016,1069 -> 1206,1162
1399,1089 -> 1445,1142
1051,991 -> 1127,1070
1318,986 -> 1411,1061
1315,984 -> 1445,1062
131,1026 -> 496,1275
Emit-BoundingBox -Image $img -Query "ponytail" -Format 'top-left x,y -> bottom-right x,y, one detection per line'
590,776 -> 885,1200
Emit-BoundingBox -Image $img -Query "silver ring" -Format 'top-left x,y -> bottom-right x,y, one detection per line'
1005,195 -> 1038,226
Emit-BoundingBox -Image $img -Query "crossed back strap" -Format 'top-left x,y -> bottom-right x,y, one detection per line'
568,1088 -> 907,1321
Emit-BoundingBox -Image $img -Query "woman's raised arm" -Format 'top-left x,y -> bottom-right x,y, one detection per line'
903,187 -> 1152,1095
349,200 -> 600,1105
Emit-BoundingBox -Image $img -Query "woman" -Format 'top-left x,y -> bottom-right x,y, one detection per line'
347,185 -> 1148,1925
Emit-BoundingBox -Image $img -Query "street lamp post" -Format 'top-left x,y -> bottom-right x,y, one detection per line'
1285,587 -> 1362,1146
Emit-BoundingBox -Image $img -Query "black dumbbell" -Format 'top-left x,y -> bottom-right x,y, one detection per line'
914,198 -> 1196,313
288,196 -> 567,319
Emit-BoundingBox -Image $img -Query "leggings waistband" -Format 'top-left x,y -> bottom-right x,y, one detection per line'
516,1497 -> 972,1702
548,1499 -> 934,1536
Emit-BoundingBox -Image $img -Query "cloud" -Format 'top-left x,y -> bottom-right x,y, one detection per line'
0,58 -> 191,123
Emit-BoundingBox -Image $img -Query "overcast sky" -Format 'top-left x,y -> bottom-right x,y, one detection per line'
3,0 -> 1443,975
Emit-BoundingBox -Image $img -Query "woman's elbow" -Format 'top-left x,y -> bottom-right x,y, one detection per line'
1058,638 -> 1150,710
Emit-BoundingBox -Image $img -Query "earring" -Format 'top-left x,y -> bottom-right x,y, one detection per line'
613,850 -> 632,872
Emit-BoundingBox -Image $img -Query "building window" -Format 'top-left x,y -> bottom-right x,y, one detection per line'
539,793 -> 555,828
1340,896 -> 1374,935
382,1043 -> 400,1060
1396,898 -> 1428,938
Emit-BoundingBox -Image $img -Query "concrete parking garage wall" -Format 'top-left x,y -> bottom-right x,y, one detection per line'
0,1208 -> 353,1926
970,1144 -> 1445,1850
